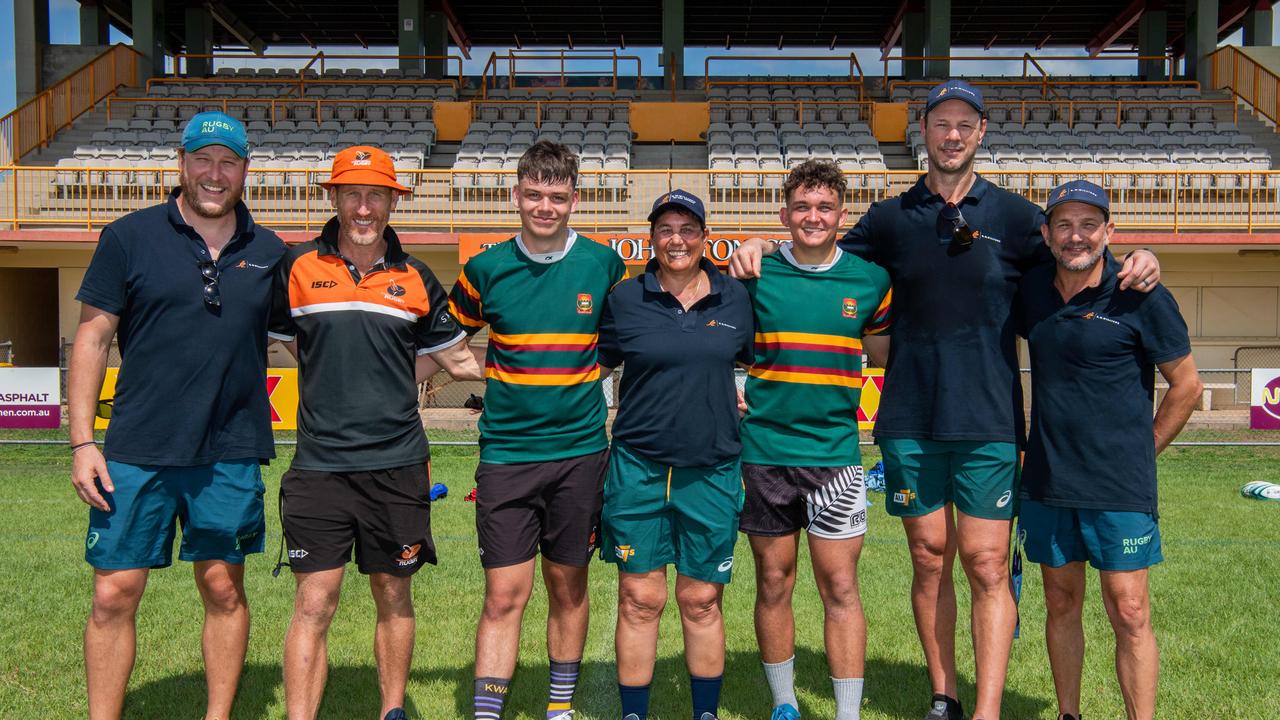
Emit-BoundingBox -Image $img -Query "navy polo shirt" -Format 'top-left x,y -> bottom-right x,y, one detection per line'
1017,259 -> 1191,514
76,188 -> 286,466
839,174 -> 1049,443
598,257 -> 754,467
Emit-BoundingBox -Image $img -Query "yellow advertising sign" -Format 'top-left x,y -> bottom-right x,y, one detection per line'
95,369 -> 299,430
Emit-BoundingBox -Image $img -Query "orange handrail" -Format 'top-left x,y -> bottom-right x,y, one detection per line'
882,52 -> 1178,84
0,44 -> 141,166
480,50 -> 644,99
703,55 -> 865,101
1211,45 -> 1280,129
6,166 -> 1280,234
169,51 -> 465,84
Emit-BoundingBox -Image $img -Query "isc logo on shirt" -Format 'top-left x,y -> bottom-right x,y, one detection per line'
576,293 -> 593,314
842,297 -> 858,318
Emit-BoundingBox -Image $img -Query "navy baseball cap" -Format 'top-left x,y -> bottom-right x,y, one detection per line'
1045,180 -> 1110,220
647,188 -> 706,226
925,79 -> 985,115
182,111 -> 249,158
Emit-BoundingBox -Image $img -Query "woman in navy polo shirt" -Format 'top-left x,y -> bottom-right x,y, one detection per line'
596,189 -> 754,720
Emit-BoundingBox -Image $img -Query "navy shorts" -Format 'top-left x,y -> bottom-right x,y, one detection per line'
86,460 -> 266,570
1021,499 -> 1163,571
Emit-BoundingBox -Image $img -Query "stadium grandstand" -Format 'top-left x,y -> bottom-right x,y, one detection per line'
1,0 -> 1279,402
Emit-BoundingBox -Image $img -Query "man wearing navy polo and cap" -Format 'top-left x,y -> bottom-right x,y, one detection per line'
730,80 -> 1163,720
596,188 -> 753,720
1017,181 -> 1199,720
68,110 -> 284,719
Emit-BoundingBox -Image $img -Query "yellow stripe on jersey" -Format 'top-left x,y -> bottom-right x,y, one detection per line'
447,298 -> 487,328
748,367 -> 863,388
754,331 -> 864,350
485,367 -> 603,385
488,331 -> 599,346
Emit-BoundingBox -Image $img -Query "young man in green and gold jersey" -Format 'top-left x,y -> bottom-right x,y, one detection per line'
739,160 -> 891,720
448,140 -> 627,720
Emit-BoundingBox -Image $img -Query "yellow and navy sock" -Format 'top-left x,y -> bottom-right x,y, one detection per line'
546,657 -> 581,718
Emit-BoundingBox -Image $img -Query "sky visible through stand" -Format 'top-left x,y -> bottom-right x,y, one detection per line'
0,0 -> 1274,117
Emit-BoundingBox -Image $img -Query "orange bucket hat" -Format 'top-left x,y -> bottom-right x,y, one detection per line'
319,145 -> 409,192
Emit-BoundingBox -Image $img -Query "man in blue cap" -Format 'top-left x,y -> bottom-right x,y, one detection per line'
68,110 -> 284,720
1017,180 -> 1199,720
731,80 -> 1163,720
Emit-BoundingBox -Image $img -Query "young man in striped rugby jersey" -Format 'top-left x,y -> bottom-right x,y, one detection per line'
448,141 -> 627,720
738,160 -> 891,720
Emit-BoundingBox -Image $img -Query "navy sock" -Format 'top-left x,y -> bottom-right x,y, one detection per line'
619,683 -> 651,719
690,674 -> 722,719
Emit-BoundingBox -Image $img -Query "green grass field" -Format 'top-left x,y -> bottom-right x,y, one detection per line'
1,431 -> 1278,718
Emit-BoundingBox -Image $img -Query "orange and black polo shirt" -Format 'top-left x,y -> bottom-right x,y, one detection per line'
269,217 -> 464,471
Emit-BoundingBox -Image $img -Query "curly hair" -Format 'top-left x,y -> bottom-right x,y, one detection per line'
783,159 -> 847,205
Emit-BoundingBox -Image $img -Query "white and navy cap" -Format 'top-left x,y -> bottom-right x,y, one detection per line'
1045,180 -> 1110,220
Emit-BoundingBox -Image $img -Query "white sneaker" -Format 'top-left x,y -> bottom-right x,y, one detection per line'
548,712 -> 575,720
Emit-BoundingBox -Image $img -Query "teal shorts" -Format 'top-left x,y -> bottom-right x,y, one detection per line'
600,442 -> 743,584
85,460 -> 266,570
879,438 -> 1019,520
1021,499 -> 1163,571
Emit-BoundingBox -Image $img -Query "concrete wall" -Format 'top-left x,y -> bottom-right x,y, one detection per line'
42,45 -> 112,89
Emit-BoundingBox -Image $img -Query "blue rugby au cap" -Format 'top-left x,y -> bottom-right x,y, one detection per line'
925,79 -> 985,115
1045,180 -> 1110,220
647,188 -> 706,225
182,111 -> 249,158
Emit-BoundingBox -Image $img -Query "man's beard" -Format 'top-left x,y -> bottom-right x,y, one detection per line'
179,170 -> 242,219
1052,243 -> 1106,272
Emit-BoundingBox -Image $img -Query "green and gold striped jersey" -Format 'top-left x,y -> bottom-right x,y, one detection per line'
740,245 -> 892,467
448,231 -> 627,464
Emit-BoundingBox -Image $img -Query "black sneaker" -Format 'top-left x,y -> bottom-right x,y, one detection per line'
1060,715 -> 1080,720
924,694 -> 964,720
383,709 -> 408,720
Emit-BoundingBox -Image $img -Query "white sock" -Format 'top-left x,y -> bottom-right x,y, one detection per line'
762,656 -> 798,709
832,677 -> 864,720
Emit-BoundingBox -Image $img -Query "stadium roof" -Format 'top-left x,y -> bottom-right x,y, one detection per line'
94,0 -> 1271,58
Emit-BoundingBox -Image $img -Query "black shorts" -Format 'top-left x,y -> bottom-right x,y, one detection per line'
474,449 -> 607,569
280,462 -> 436,576
740,463 -> 868,540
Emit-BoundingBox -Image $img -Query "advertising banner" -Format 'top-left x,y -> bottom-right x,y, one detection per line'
459,232 -> 790,267
95,368 -> 300,431
1250,368 -> 1280,430
0,368 -> 61,429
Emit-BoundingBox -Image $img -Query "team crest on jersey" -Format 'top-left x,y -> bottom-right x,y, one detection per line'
842,297 -> 858,318
576,293 -> 593,314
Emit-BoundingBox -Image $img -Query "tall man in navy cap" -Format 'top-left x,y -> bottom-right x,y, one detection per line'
1017,181 -> 1199,720
69,111 -> 284,720
730,81 -> 1163,720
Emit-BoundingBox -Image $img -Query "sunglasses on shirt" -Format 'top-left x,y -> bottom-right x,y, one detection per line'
198,260 -> 221,308
940,202 -> 980,247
